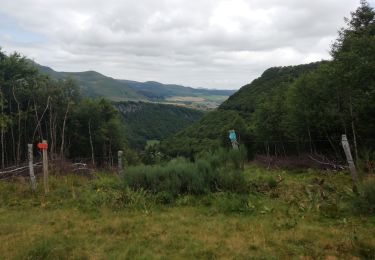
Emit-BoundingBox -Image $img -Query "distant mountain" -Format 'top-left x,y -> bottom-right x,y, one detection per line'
115,101 -> 204,149
33,62 -> 236,108
121,80 -> 236,100
36,64 -> 146,101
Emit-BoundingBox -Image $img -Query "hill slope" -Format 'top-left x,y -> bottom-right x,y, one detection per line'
35,63 -> 235,108
220,62 -> 322,114
162,62 -> 322,156
37,64 -> 146,101
115,101 -> 204,149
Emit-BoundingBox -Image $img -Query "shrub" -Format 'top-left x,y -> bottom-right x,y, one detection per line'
125,158 -> 210,196
352,180 -> 375,214
227,146 -> 247,170
155,191 -> 175,204
124,152 -> 249,196
216,169 -> 248,193
267,177 -> 278,189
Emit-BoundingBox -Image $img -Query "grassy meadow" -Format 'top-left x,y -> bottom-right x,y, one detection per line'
0,165 -> 374,259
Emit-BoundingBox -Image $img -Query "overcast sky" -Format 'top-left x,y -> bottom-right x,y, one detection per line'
0,0 -> 373,89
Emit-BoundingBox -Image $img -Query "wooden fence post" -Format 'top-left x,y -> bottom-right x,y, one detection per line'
341,134 -> 359,193
28,144 -> 37,191
118,150 -> 123,172
42,140 -> 49,194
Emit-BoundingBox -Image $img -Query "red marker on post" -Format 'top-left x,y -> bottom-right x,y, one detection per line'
37,142 -> 48,150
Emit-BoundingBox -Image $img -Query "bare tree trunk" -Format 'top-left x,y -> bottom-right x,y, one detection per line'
32,97 -> 50,142
9,98 -> 16,164
281,141 -> 287,157
274,143 -> 277,157
12,85 -> 21,164
266,142 -> 271,169
60,102 -> 70,159
307,126 -> 313,154
88,119 -> 95,166
10,120 -> 15,163
349,96 -> 358,162
49,103 -> 54,159
109,139 -> 113,167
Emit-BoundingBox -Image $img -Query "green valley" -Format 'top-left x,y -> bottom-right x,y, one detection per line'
116,101 -> 204,149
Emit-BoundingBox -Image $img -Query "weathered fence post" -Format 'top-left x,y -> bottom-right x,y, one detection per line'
28,144 -> 37,191
42,140 -> 49,194
341,134 -> 359,193
118,150 -> 123,172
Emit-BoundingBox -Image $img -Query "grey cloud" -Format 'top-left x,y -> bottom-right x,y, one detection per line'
0,0 -> 366,89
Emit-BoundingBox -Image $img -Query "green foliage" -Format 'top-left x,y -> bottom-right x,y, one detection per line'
352,179 -> 375,214
116,101 -> 203,149
212,193 -> 253,214
216,169 -> 247,193
124,149 -> 248,197
67,98 -> 126,162
0,51 -> 128,166
221,63 -> 322,114
161,110 -> 248,157
124,158 -> 207,196
267,177 -> 278,189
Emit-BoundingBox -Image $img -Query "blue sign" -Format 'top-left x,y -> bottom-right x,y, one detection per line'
229,130 -> 237,141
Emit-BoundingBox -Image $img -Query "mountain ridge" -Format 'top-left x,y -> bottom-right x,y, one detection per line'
32,61 -> 236,108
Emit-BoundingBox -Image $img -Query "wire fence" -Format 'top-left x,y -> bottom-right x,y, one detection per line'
0,162 -> 42,180
0,158 -> 95,180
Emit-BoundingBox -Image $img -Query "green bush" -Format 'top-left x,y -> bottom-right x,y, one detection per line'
227,146 -> 247,170
352,180 -> 375,214
124,158 -> 209,196
216,169 -> 247,193
267,177 -> 278,189
124,150 -> 249,197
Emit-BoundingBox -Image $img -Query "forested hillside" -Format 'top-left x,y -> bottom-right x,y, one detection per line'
0,52 -> 127,167
220,62 -> 322,115
36,64 -> 146,101
116,101 -> 204,149
161,63 -> 319,158
163,2 -> 375,161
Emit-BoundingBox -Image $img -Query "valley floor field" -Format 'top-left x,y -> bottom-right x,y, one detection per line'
0,166 -> 374,259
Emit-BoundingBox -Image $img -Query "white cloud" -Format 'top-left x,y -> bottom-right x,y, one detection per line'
0,0 -> 366,89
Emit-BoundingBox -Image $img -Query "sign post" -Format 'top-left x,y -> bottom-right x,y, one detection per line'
229,130 -> 239,150
38,140 -> 49,194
